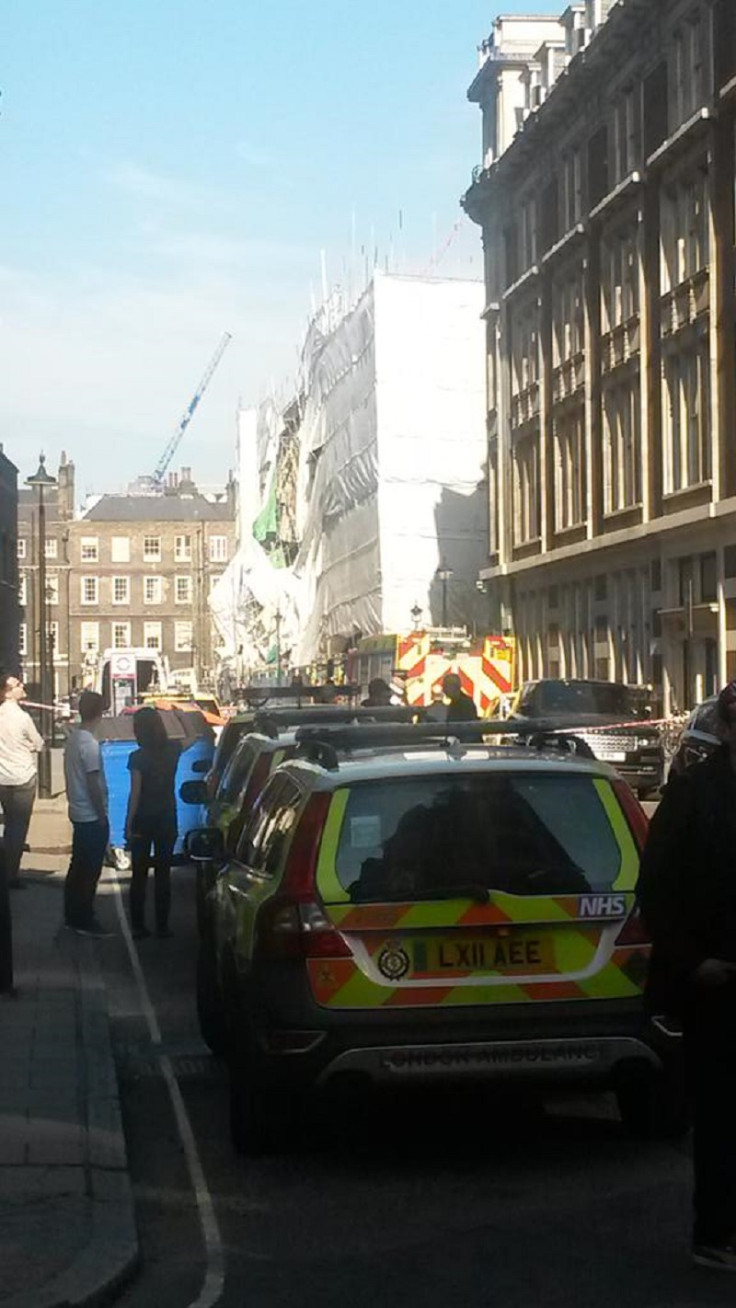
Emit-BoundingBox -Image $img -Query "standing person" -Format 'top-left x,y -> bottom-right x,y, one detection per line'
638,680 -> 736,1271
125,708 -> 180,940
442,672 -> 478,723
361,678 -> 393,708
0,673 -> 44,891
63,690 -> 112,936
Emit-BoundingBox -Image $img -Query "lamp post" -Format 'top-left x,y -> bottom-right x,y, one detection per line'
274,608 -> 282,685
410,603 -> 422,630
26,455 -> 56,799
436,562 -> 454,629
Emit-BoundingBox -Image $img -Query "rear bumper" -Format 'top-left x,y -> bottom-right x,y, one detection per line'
317,1035 -> 661,1086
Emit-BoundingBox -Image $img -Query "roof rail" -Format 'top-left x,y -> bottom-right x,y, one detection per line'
293,717 -> 614,757
293,738 -> 340,772
234,683 -> 361,707
251,705 -> 421,738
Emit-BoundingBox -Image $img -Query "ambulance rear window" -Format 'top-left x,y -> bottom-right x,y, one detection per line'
334,774 -> 622,901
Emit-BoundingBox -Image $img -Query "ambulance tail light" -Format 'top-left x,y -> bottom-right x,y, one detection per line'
615,904 -> 650,947
255,794 -> 350,960
612,779 -> 650,849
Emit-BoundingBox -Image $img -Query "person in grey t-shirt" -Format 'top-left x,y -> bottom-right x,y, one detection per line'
63,691 -> 112,937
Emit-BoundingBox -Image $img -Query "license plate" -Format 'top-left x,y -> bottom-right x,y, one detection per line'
413,933 -> 554,976
596,750 -> 626,762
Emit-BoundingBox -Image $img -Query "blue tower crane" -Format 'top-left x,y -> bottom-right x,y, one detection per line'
152,331 -> 232,485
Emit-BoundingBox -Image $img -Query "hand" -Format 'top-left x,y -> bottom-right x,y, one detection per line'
693,958 -> 736,989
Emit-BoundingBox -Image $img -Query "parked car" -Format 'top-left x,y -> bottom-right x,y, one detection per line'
668,696 -> 721,776
508,679 -> 664,798
190,719 -> 684,1155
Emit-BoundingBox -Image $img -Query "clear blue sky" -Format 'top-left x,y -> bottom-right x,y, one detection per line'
1,1 -> 557,496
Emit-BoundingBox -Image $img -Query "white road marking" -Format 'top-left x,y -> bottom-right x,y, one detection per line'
110,870 -> 226,1308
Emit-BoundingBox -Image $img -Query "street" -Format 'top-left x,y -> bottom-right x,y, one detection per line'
92,850 -> 727,1308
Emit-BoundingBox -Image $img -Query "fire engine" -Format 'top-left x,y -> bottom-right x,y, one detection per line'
346,629 -> 517,714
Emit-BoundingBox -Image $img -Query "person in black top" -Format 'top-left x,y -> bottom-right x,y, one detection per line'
442,672 -> 478,723
638,680 -> 736,1271
125,707 -> 180,940
361,678 -> 393,708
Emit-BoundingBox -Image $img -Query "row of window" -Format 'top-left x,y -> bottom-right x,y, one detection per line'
504,342 -> 712,549
18,619 -> 200,658
17,534 -> 230,565
17,573 -> 217,607
504,9 -> 713,287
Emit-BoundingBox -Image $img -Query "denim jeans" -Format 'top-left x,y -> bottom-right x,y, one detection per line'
64,818 -> 109,929
129,816 -> 176,932
0,778 -> 37,882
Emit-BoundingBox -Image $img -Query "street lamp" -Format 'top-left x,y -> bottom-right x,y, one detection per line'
410,603 -> 423,630
436,562 -> 454,628
26,454 -> 56,799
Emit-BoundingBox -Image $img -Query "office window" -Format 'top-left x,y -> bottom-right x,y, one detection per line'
512,436 -> 541,547
80,537 -> 98,563
661,171 -> 709,292
175,534 -> 191,562
44,538 -> 58,560
112,622 -> 131,649
554,410 -> 585,532
175,575 -> 192,604
144,621 -> 162,651
602,224 -> 639,333
18,574 -> 27,606
112,576 -> 130,605
603,383 -> 642,513
111,536 -> 130,563
81,622 -> 99,654
81,576 -> 99,605
175,621 -> 192,652
144,575 -> 163,604
143,536 -> 161,562
19,624 -> 27,657
209,536 -> 228,563
46,575 -> 59,606
663,347 -> 712,494
17,539 -> 26,560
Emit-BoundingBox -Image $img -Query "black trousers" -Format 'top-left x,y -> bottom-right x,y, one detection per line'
64,818 -> 109,929
129,816 -> 176,932
684,982 -> 736,1243
0,778 -> 37,882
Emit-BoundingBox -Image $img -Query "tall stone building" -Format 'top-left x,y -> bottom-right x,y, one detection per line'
0,446 -> 20,677
68,470 -> 236,690
463,0 -> 736,713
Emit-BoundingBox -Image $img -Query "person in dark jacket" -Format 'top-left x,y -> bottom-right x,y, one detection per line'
442,673 -> 478,723
125,708 -> 180,940
361,678 -> 393,708
638,680 -> 736,1271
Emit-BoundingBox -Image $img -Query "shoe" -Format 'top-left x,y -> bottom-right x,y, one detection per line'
156,927 -> 172,939
692,1239 -> 736,1271
72,919 -> 115,938
131,926 -> 151,940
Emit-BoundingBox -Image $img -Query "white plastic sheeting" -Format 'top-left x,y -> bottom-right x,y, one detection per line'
211,273 -> 489,675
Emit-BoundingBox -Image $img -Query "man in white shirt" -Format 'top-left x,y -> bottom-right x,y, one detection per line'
0,673 -> 44,890
63,690 -> 112,937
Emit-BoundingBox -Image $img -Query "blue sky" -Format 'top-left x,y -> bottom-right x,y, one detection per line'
1,1 -> 556,496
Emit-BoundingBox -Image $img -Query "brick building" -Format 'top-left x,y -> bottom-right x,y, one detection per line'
0,446 -> 20,677
463,0 -> 736,713
68,471 -> 236,690
17,454 -> 75,696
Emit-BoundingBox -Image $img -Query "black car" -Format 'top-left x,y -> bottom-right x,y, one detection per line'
508,679 -> 664,799
668,697 -> 720,776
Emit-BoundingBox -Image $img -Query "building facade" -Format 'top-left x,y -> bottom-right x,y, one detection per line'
0,446 -> 19,676
68,473 -> 236,690
463,0 -> 736,713
17,454 -> 75,697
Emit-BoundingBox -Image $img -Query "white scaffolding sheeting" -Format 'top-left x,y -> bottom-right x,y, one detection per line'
212,273 -> 488,674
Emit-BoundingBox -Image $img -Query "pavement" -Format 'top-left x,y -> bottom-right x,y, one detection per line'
0,796 -> 139,1308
